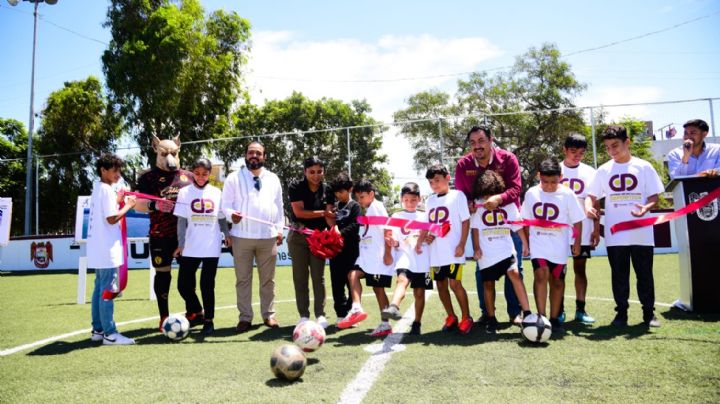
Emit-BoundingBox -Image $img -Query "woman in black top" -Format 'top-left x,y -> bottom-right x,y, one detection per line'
287,156 -> 335,328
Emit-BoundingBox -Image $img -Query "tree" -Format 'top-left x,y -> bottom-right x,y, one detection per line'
102,0 -> 251,164
0,119 -> 30,236
35,76 -> 121,233
394,43 -> 586,193
215,92 -> 392,213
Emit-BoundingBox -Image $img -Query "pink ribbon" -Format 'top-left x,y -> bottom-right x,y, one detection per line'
357,216 -> 450,237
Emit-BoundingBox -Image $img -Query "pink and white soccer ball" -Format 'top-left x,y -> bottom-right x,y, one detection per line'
292,320 -> 326,352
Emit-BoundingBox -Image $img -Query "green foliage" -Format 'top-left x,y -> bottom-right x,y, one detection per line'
394,43 -> 586,192
102,0 -> 251,164
0,119 -> 30,235
35,76 -> 121,233
216,92 -> 391,213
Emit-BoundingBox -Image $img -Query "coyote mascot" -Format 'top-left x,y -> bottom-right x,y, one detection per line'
136,135 -> 193,330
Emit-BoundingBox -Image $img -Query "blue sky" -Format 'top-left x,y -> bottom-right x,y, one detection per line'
1,0 -> 719,184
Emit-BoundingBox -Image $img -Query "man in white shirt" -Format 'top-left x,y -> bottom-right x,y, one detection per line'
222,141 -> 285,333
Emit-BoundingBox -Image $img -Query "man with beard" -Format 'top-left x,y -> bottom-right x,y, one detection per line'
454,125 -> 524,326
221,141 -> 285,333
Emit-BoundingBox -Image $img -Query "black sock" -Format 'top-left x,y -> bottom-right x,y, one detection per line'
154,271 -> 172,318
523,310 -> 532,317
576,300 -> 586,312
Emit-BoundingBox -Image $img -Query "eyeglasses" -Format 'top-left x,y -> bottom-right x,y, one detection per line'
253,176 -> 262,191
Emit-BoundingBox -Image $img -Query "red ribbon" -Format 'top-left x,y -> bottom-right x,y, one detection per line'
102,200 -> 128,300
610,186 -> 720,234
508,219 -> 580,239
357,216 -> 450,237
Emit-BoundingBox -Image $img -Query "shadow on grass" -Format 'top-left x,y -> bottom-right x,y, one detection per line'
661,307 -> 720,323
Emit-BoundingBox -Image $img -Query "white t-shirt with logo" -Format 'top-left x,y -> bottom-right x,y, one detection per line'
356,199 -> 394,276
425,190 -> 470,266
390,210 -> 430,274
586,157 -> 664,246
561,161 -> 597,246
174,184 -> 224,258
87,181 -> 123,269
471,201 -> 522,269
521,185 -> 586,263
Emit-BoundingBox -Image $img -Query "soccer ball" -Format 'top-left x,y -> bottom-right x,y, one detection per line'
521,313 -> 552,343
270,344 -> 307,381
292,320 -> 326,352
162,315 -> 190,341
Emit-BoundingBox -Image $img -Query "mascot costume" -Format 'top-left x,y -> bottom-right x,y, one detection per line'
136,135 -> 193,330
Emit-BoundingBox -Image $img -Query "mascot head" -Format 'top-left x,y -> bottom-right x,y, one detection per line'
152,135 -> 181,172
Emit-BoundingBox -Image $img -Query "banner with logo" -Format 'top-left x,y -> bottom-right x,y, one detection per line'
0,198 -> 11,246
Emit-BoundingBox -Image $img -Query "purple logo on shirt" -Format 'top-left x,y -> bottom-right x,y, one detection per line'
561,178 -> 585,195
532,202 -> 559,221
481,209 -> 507,226
428,206 -> 449,224
609,174 -> 638,192
190,198 -> 215,214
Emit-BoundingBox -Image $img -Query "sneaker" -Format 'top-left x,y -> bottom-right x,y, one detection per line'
442,315 -> 458,332
201,321 -> 214,336
644,315 -> 661,328
90,330 -> 104,342
370,322 -> 392,337
485,317 -> 498,334
186,312 -> 204,328
611,313 -> 628,327
337,310 -> 368,329
381,304 -> 402,321
316,315 -> 329,329
103,332 -> 135,345
158,316 -> 168,333
575,310 -> 596,324
558,311 -> 566,324
409,321 -> 421,335
458,316 -> 474,335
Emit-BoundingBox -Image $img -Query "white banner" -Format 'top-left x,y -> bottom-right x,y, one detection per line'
0,198 -> 11,246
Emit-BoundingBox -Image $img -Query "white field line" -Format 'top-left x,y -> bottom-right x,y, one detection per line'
337,291 -> 429,404
0,293 -> 378,357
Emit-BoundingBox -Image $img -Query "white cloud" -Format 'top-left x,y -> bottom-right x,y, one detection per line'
244,31 -> 503,189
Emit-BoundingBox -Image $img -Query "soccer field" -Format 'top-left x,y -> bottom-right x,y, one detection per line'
1,254 -> 718,403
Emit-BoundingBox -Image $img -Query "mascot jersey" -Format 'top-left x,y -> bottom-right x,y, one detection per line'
137,167 -> 193,238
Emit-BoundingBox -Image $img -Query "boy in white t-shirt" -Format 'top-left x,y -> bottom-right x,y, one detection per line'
586,125 -> 664,328
521,158 -> 585,334
173,158 -> 231,336
382,182 -> 432,335
337,179 -> 395,337
87,154 -> 136,345
560,134 -> 600,324
471,171 -> 533,334
416,164 -> 473,335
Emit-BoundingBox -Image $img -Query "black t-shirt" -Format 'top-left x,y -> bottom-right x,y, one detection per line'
288,178 -> 334,230
137,167 -> 193,238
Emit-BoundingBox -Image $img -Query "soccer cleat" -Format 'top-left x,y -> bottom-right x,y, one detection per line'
370,322 -> 392,337
201,321 -> 214,336
458,316 -> 474,335
90,330 -> 104,342
316,315 -> 329,329
409,321 -> 421,335
186,312 -> 204,328
442,315 -> 458,332
158,316 -> 168,333
558,311 -> 566,324
103,332 -> 135,345
575,310 -> 596,324
337,310 -> 368,329
485,317 -> 498,334
644,315 -> 661,328
611,313 -> 628,327
381,304 -> 402,321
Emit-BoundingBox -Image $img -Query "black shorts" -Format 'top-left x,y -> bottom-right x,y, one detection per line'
531,258 -> 567,280
150,236 -> 178,268
431,263 -> 464,281
480,256 -> 517,282
573,245 -> 593,259
396,268 -> 433,290
354,265 -> 392,288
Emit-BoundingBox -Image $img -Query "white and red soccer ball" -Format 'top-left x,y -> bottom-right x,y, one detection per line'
292,320 -> 326,352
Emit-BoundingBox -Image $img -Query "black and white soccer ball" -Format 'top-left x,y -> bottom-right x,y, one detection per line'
521,313 -> 552,343
270,344 -> 307,381
162,315 -> 190,341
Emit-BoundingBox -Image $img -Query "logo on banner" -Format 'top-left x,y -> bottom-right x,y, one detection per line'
30,241 -> 53,269
689,192 -> 719,222
561,178 -> 585,195
609,174 -> 638,192
533,202 -> 559,221
482,209 -> 508,226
